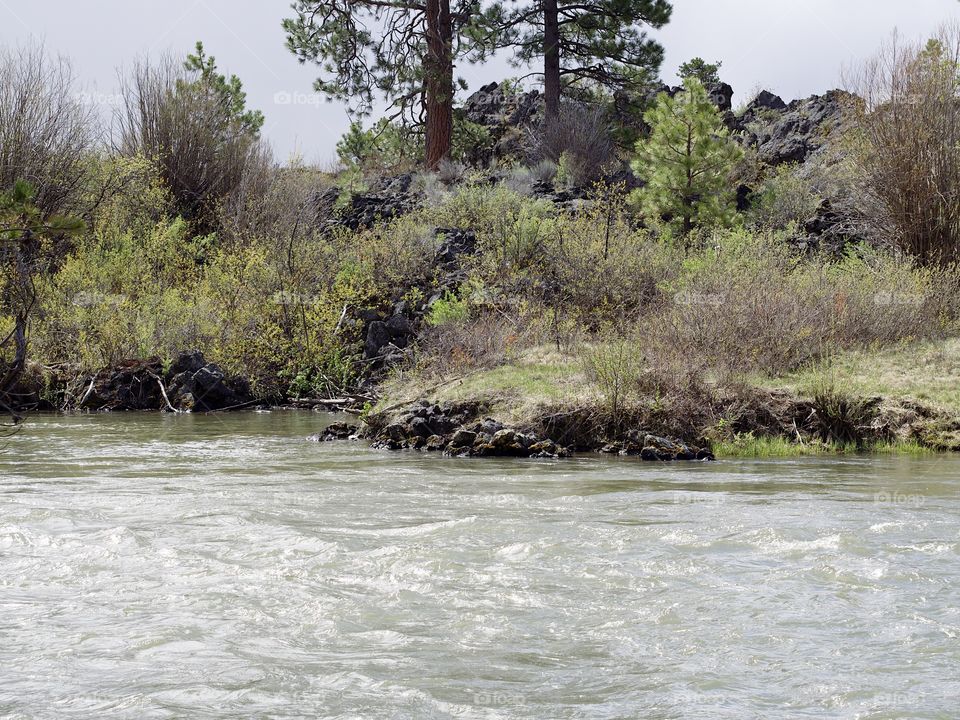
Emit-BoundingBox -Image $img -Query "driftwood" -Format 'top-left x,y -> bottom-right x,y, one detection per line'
77,377 -> 96,409
148,372 -> 182,414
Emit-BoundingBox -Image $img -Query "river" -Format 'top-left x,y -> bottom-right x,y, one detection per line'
2,412 -> 958,719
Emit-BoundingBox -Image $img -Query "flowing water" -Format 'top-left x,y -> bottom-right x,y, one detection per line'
1,412 -> 959,719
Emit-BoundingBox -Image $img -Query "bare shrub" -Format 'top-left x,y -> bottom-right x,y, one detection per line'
650,230 -> 956,377
437,158 -> 466,185
530,159 -> 558,184
525,103 -> 614,186
116,55 -> 269,232
846,23 -> 960,264
217,156 -> 325,248
502,167 -> 534,196
581,339 -> 643,429
414,312 -> 530,379
533,184 -> 677,328
0,44 -> 94,215
748,163 -> 823,229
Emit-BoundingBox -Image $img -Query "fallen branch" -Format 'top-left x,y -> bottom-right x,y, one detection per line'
148,372 -> 182,414
333,304 -> 349,334
202,399 -> 261,414
76,377 -> 96,409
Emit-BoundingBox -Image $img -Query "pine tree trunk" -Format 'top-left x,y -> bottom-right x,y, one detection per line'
543,0 -> 561,121
424,0 -> 453,169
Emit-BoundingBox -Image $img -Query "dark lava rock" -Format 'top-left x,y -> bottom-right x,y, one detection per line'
749,90 -> 788,112
363,402 -> 711,462
705,82 -> 734,112
47,350 -> 252,413
364,314 -> 415,363
425,435 -> 447,451
737,90 -> 851,166
165,351 -> 253,412
450,428 -> 478,448
309,422 -> 360,442
79,358 -> 166,411
434,228 -> 477,267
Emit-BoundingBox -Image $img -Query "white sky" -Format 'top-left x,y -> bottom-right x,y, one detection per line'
1,0 -> 958,164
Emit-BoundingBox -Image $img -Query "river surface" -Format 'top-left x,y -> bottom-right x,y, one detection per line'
1,412 -> 959,719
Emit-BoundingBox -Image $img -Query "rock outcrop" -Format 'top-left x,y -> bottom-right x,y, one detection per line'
71,351 -> 253,412
461,82 -> 543,164
315,174 -> 420,231
358,401 -> 715,461
78,358 -> 166,411
734,89 -> 851,166
164,351 -> 253,412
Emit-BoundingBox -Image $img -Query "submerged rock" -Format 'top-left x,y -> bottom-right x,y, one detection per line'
309,422 -> 360,442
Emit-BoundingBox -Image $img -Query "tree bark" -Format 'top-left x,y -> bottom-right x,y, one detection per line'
543,0 -> 561,121
424,0 -> 454,169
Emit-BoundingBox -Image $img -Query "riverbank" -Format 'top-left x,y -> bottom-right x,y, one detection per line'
358,340 -> 960,459
13,339 -> 960,461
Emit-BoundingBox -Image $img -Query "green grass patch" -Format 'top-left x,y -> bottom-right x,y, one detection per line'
714,433 -> 936,459
777,339 -> 960,413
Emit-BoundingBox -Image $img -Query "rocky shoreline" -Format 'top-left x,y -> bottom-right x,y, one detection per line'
14,358 -> 960,460
9,351 -> 255,413
311,400 -> 715,461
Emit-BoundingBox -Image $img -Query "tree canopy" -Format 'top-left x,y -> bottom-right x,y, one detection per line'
284,0 -> 491,168
485,0 -> 672,118
677,57 -> 723,86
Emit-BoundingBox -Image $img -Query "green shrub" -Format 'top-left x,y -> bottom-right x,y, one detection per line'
748,163 -> 823,230
427,291 -> 470,327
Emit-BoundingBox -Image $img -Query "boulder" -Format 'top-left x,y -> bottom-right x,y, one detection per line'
166,351 -> 252,412
79,358 -> 165,411
364,314 -> 415,361
705,82 -> 734,112
749,90 -> 788,112
738,90 -> 851,166
425,435 -> 447,451
309,422 -> 360,442
450,428 -> 478,448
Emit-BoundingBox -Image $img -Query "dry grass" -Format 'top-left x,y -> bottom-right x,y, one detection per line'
780,338 -> 960,413
378,345 -> 589,425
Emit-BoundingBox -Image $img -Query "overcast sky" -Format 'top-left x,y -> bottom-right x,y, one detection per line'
1,0 -> 958,164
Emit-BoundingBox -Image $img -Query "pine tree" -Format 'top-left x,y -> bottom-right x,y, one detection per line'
284,1 -> 488,169
182,42 -> 264,138
485,0 -> 672,120
632,78 -> 743,236
677,57 -> 723,86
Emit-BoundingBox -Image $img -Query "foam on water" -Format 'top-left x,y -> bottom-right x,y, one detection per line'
1,412 -> 959,719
